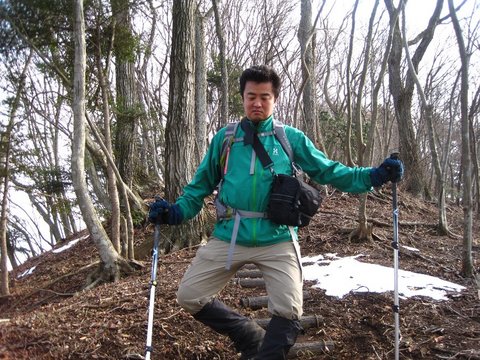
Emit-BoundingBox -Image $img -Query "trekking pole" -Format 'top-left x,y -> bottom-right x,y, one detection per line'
145,221 -> 161,360
390,152 -> 400,360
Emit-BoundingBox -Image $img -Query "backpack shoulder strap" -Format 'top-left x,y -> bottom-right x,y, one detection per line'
220,121 -> 240,178
224,121 -> 239,138
273,119 -> 294,162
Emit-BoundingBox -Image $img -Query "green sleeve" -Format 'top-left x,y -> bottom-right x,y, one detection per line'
285,126 -> 373,193
175,128 -> 225,220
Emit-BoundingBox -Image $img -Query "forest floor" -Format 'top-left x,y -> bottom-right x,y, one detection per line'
0,188 -> 479,359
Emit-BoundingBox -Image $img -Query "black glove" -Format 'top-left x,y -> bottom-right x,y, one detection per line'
370,157 -> 404,187
148,199 -> 183,225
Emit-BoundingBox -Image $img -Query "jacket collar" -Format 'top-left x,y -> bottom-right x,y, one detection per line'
245,114 -> 274,132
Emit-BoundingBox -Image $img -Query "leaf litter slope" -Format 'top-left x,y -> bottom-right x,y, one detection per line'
1,189 -> 479,359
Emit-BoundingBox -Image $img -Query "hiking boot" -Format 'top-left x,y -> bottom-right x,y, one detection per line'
193,299 -> 265,358
252,315 -> 303,360
237,320 -> 265,359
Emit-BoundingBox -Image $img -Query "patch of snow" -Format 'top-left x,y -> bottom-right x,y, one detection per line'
51,235 -> 88,254
402,245 -> 420,252
302,254 -> 465,301
17,266 -> 37,279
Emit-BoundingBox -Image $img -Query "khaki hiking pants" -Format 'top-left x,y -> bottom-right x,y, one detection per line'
176,237 -> 303,320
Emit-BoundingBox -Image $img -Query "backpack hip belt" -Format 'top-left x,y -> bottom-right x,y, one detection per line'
223,209 -> 268,270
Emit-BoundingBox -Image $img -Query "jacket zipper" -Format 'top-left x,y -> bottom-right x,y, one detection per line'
252,152 -> 258,246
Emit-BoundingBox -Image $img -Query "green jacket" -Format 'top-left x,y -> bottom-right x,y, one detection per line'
176,116 -> 373,247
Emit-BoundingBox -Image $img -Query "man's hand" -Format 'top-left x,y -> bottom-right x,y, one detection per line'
370,157 -> 404,187
148,199 -> 183,225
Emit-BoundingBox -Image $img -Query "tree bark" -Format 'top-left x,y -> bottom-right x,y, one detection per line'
165,0 -> 207,250
111,0 -> 139,189
195,9 -> 209,163
0,101 -> 16,294
72,0 -> 127,286
350,0 -> 379,243
426,104 -> 449,234
384,0 -> 443,197
27,192 -> 63,244
344,0 -> 360,167
448,0 -> 474,277
1,52 -> 32,295
399,3 -> 448,234
95,31 -> 121,254
84,114 -> 136,260
212,0 -> 229,129
6,233 -> 18,270
298,0 -> 318,143
109,0 -> 139,257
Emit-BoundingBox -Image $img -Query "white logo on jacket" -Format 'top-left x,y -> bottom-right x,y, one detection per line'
272,147 -> 279,156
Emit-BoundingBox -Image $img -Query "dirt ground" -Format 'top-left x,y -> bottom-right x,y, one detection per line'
1,188 -> 479,359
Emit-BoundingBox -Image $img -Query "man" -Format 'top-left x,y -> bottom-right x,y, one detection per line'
149,65 -> 403,359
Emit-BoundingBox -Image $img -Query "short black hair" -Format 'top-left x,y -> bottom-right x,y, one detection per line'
239,65 -> 281,99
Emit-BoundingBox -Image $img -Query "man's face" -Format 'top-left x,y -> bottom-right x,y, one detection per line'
242,81 -> 277,123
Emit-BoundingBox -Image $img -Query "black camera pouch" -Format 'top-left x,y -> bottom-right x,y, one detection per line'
241,118 -> 322,227
268,174 -> 322,227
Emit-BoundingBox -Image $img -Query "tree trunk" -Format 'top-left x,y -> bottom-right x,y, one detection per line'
384,0 -> 443,197
468,86 -> 480,213
86,160 -> 111,209
9,220 -> 38,257
56,191 -> 76,237
344,0 -> 359,167
72,0 -> 128,287
448,0 -> 474,277
367,6 -> 398,163
350,0 -> 379,243
425,104 -> 449,234
27,193 -> 63,244
109,0 -> 138,258
111,0 -> 138,189
84,114 -> 137,260
470,122 -> 480,214
51,96 -> 75,238
1,52 -> 32,295
6,233 -> 18,270
212,0 -> 229,129
298,0 -> 317,143
399,4 -> 448,235
355,0 -> 378,167
165,0 -> 207,250
0,102 -> 14,296
195,9 -> 208,163
95,35 -> 121,253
